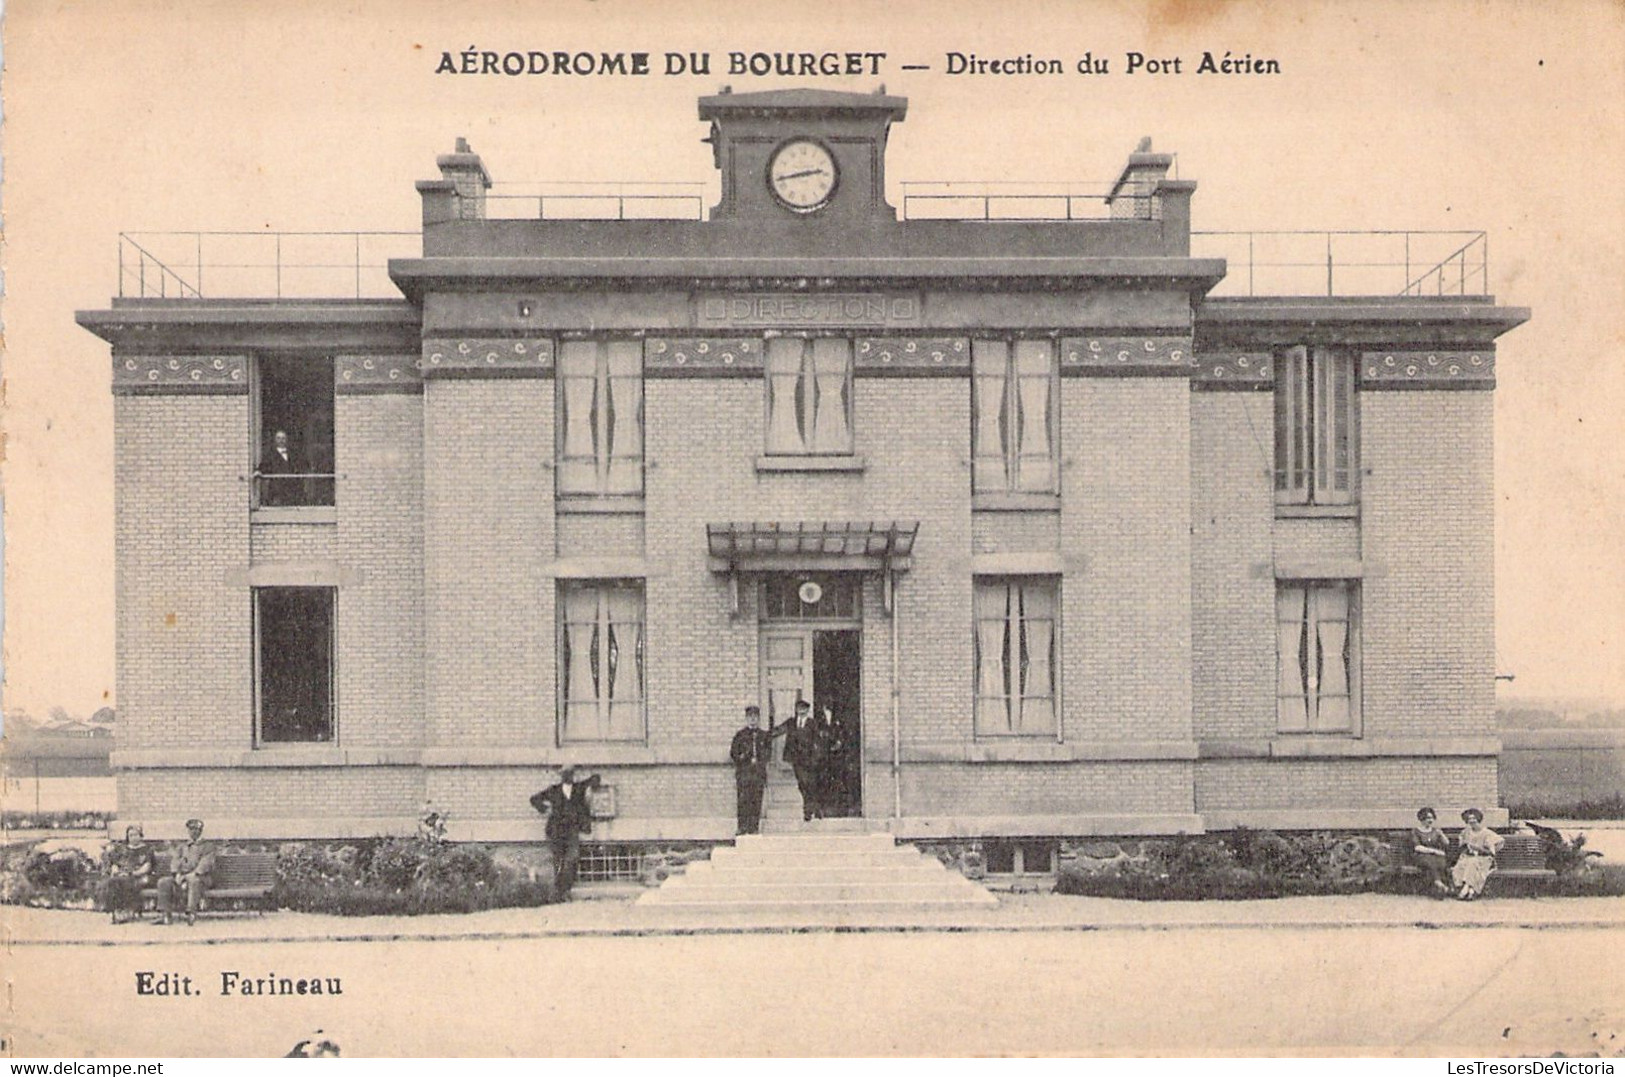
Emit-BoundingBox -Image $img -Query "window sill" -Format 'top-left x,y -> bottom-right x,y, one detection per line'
904,740 -> 1199,762
1275,503 -> 1359,520
972,492 -> 1061,513
1264,735 -> 1499,759
755,454 -> 866,473
555,497 -> 646,515
251,506 -> 337,526
109,747 -> 418,769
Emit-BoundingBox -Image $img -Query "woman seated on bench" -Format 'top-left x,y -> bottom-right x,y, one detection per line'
1451,807 -> 1505,901
1409,806 -> 1452,897
100,825 -> 155,924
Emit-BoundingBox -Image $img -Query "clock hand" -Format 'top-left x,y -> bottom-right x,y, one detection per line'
775,168 -> 828,181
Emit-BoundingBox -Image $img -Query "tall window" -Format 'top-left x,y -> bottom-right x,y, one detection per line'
254,356 -> 335,507
972,339 -> 1058,494
764,337 -> 853,455
1274,345 -> 1356,507
973,577 -> 1058,737
254,587 -> 335,744
559,581 -> 646,742
1276,580 -> 1358,733
557,340 -> 643,497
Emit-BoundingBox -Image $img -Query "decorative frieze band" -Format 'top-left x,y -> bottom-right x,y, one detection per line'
112,355 -> 248,395
1191,351 -> 1275,390
421,337 -> 554,378
1060,336 -> 1196,377
854,337 -> 970,374
1361,349 -> 1495,390
336,354 -> 423,394
644,337 -> 762,377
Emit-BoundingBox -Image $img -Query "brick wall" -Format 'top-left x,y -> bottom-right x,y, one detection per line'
1060,379 -> 1193,742
972,512 -> 1059,553
644,380 -> 763,749
1197,757 -> 1498,811
1362,391 -> 1496,740
421,380 -> 555,752
1274,517 -> 1360,564
114,394 -> 252,764
122,767 -> 421,820
555,512 -> 644,557
1189,392 -> 1276,740
335,393 -> 425,750
901,761 -> 1192,815
427,764 -> 734,822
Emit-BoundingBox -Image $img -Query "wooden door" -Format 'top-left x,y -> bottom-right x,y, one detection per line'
760,629 -> 813,762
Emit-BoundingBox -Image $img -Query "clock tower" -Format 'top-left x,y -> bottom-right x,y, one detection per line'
698,87 -> 908,224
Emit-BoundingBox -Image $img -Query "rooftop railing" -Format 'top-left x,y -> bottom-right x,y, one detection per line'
118,231 -> 420,299
485,182 -> 708,221
115,222 -> 1489,301
898,181 -> 1152,221
1192,230 -> 1488,298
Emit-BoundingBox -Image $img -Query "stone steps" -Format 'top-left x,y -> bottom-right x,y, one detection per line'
636,831 -> 997,910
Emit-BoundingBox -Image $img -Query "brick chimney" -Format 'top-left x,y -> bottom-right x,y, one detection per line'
1106,137 -> 1173,220
416,137 -> 492,225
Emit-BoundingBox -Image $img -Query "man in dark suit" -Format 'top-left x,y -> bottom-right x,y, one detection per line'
781,700 -> 828,822
529,766 -> 602,899
816,704 -> 854,819
729,704 -> 788,835
259,428 -> 300,506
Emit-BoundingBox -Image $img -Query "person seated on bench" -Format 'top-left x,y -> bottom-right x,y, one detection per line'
1408,806 -> 1452,897
1451,807 -> 1504,901
100,824 -> 155,924
157,818 -> 216,925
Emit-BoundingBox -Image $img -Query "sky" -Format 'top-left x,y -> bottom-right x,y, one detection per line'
2,0 -> 1623,716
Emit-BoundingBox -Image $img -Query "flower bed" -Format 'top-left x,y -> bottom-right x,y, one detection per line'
1052,827 -> 1617,901
1,835 -> 558,915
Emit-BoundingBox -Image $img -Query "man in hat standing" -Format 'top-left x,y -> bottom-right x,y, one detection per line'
529,766 -> 602,900
729,704 -> 788,835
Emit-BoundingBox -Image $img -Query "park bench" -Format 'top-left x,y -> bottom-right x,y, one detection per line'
1390,831 -> 1556,889
138,851 -> 279,916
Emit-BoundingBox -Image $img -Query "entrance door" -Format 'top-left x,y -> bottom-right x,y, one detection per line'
758,625 -> 863,817
760,630 -> 813,736
814,629 -> 862,817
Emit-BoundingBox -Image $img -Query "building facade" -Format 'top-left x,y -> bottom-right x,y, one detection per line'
80,89 -> 1528,843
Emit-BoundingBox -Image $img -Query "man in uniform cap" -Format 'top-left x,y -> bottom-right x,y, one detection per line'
729,704 -> 788,835
156,818 -> 216,925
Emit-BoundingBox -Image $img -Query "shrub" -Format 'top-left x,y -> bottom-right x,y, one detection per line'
1545,863 -> 1625,898
365,839 -> 429,891
1507,795 -> 1625,821
417,843 -> 498,892
273,838 -> 555,916
1058,829 -> 1402,901
1,811 -> 113,831
1323,835 -> 1394,887
24,848 -> 97,893
277,844 -> 364,889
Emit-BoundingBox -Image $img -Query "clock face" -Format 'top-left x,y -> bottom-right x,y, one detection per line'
767,139 -> 838,212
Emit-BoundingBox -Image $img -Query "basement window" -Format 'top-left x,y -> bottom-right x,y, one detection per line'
984,839 -> 1058,875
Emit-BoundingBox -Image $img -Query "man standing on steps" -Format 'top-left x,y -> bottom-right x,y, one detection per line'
781,699 -> 828,822
729,704 -> 787,835
529,765 -> 601,900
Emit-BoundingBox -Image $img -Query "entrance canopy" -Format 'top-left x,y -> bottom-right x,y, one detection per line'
707,521 -> 917,573
707,521 -> 919,615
